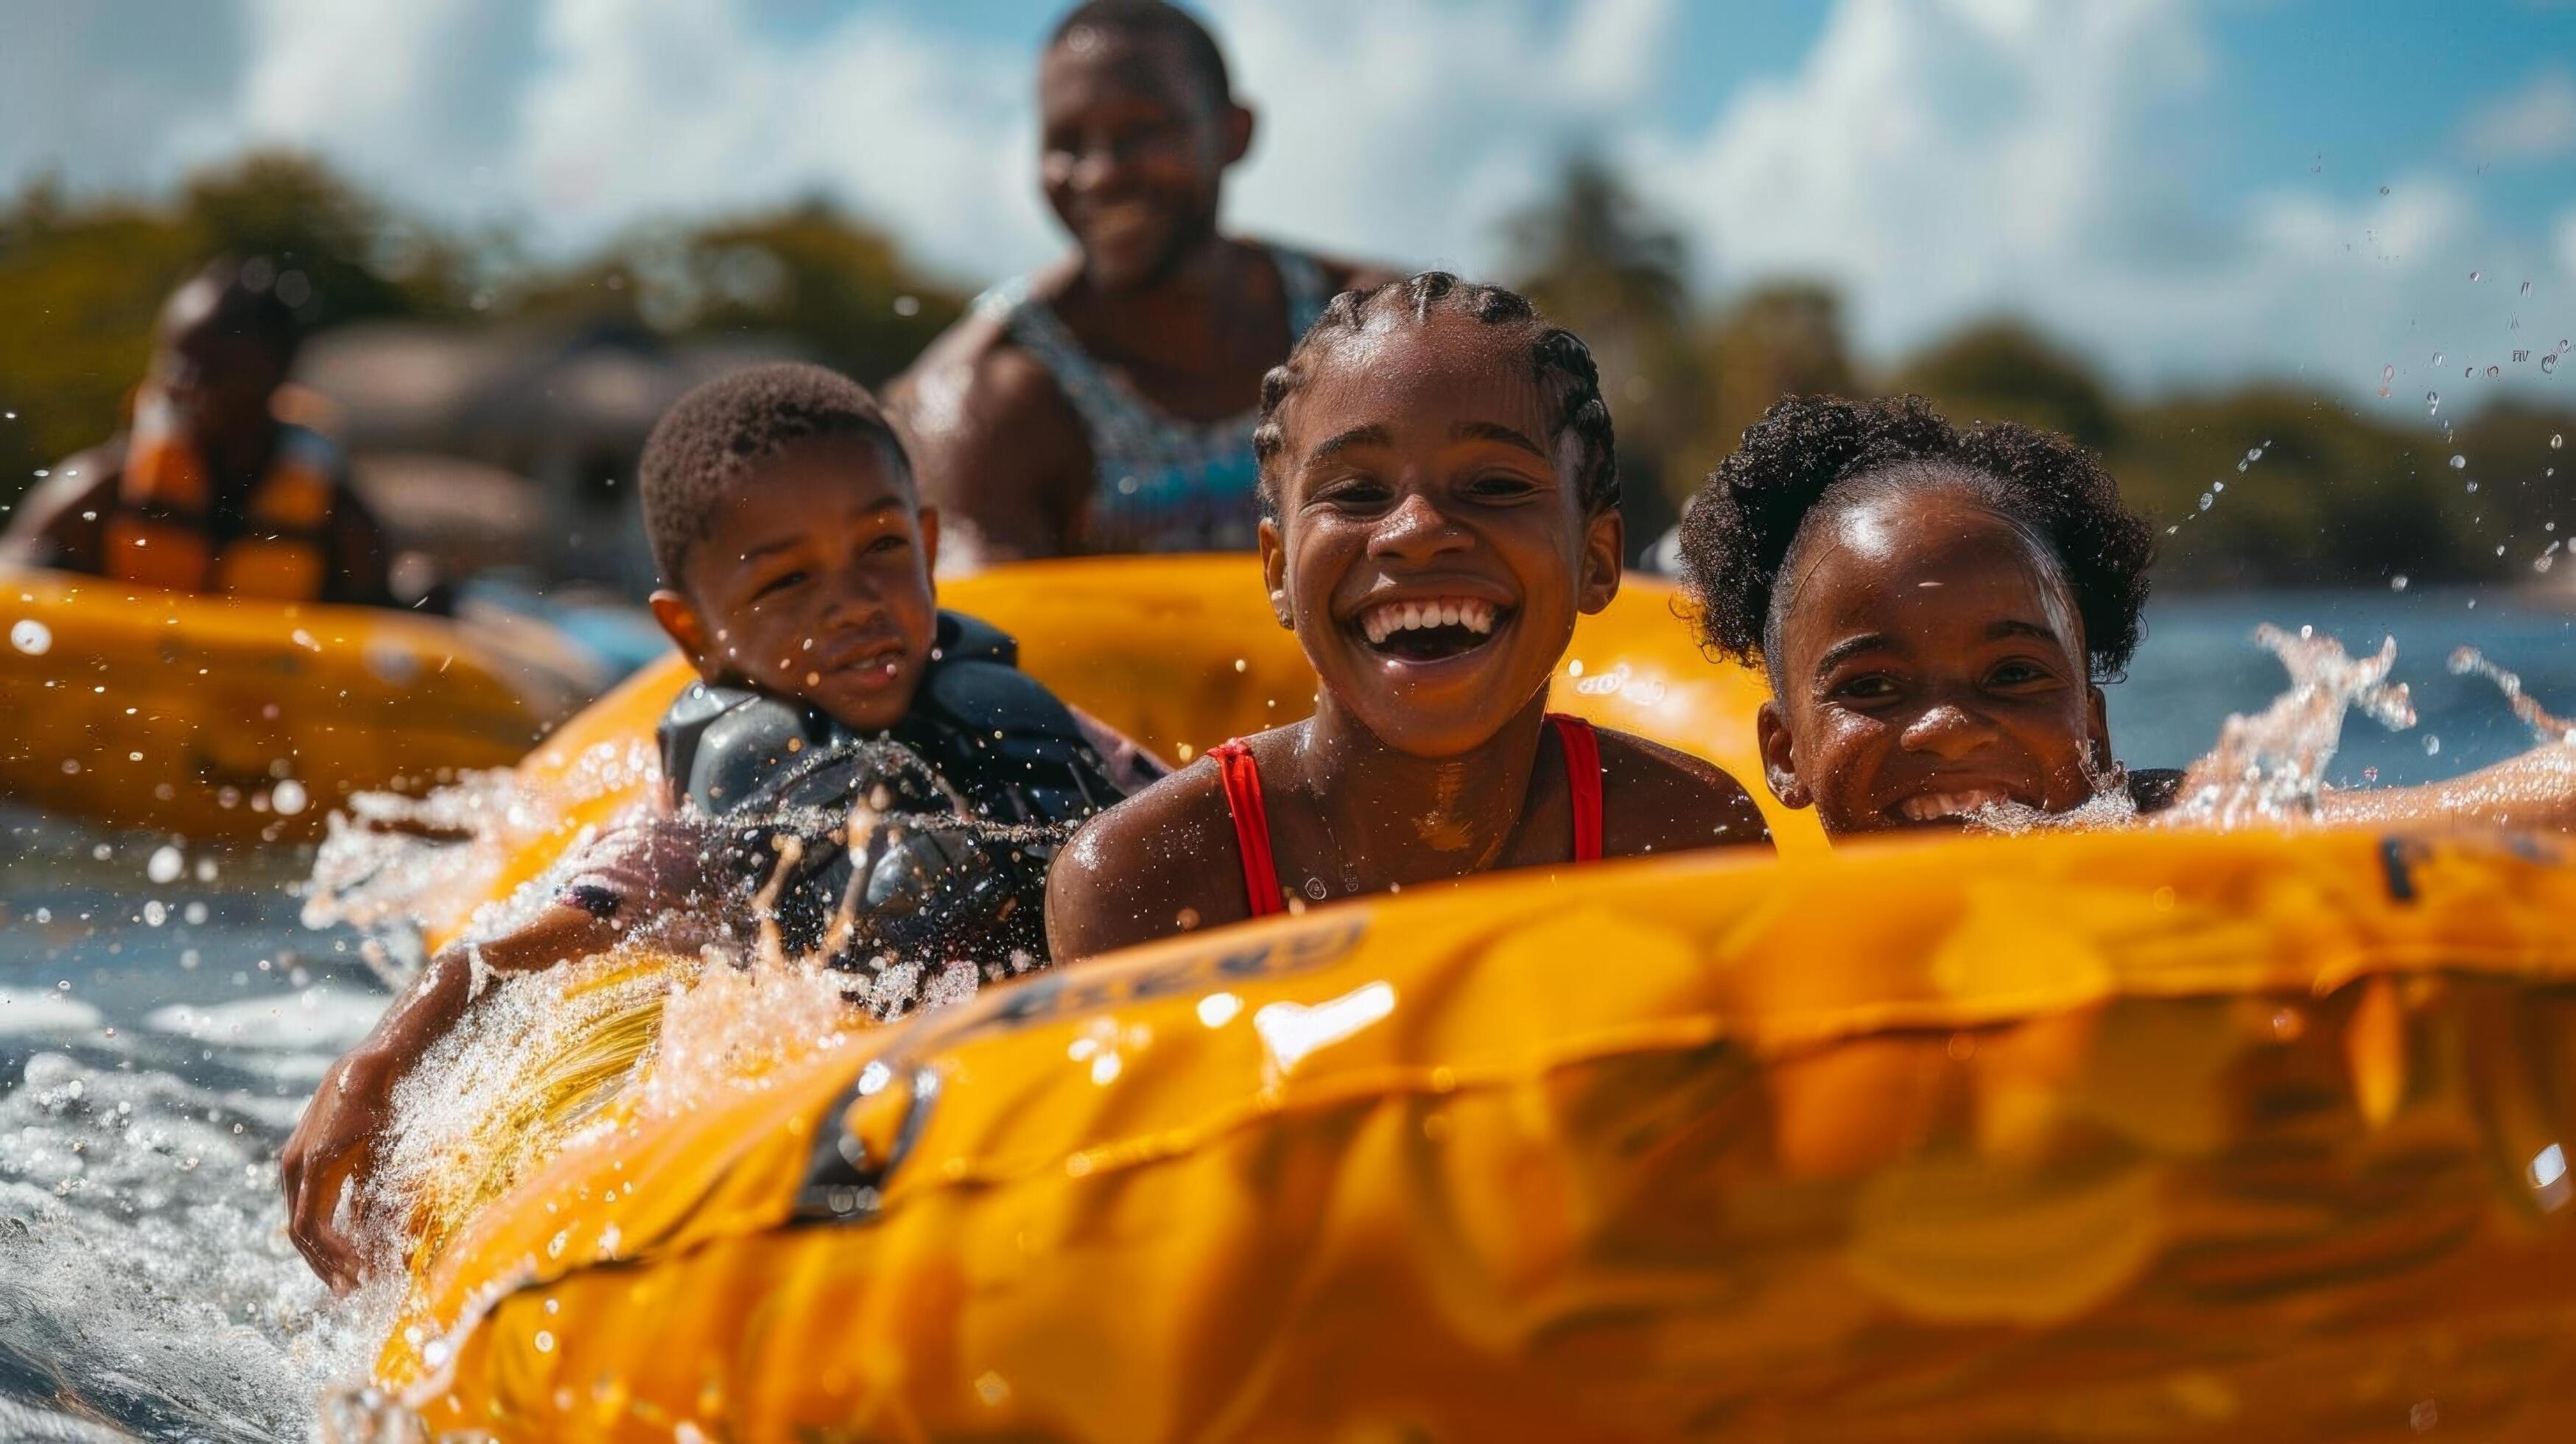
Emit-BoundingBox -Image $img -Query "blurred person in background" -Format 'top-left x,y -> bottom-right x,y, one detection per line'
894,0 -> 1391,566
1,255 -> 397,607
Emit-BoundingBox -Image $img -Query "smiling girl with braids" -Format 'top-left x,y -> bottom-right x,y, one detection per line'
1047,273 -> 1771,958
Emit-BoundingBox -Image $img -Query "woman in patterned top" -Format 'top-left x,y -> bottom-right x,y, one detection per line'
894,1 -> 1391,564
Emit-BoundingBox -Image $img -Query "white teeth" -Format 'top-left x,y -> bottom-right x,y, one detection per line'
1358,597 -> 1501,646
1899,788 -> 2010,821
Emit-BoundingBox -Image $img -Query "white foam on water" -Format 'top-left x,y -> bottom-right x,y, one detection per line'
0,991 -> 105,1037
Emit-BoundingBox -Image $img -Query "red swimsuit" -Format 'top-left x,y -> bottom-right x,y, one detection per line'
1207,715 -> 1606,919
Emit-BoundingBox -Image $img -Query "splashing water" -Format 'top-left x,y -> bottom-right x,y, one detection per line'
2449,647 -> 2576,747
2172,625 -> 2417,827
1,813 -> 390,1440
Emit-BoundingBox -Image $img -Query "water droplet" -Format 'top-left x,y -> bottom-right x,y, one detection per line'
2213,480 -> 2227,493
2554,434 -> 2565,450
2466,480 -> 2480,493
2382,363 -> 2396,382
2424,735 -> 2442,756
2533,1142 -> 2569,1190
2488,365 -> 2502,379
2548,356 -> 2561,375
10,618 -> 50,656
2362,766 -> 2379,783
270,779 -> 307,816
2391,574 -> 2410,592
2471,270 -> 2483,281
2451,454 -> 2468,469
2198,491 -> 2215,511
533,1330 -> 555,1353
2427,391 -> 2440,416
2432,352 -> 2446,366
2379,184 -> 2391,195
145,846 -> 183,885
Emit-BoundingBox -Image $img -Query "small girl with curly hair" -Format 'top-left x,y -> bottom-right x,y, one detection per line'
1047,273 -> 1772,958
1676,393 -> 2576,838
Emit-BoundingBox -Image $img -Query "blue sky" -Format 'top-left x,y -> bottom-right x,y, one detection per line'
5,0 -> 2572,409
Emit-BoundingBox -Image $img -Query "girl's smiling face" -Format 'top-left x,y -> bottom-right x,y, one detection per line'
1259,311 -> 1621,757
1758,481 -> 2110,835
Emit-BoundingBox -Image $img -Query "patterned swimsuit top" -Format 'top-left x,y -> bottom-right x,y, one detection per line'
973,245 -> 1333,554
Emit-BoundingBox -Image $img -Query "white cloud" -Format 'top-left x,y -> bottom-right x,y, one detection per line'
1210,0 -> 1676,272
4,0 -> 2566,410
2463,67 -> 2576,164
503,0 -> 1046,276
1623,0 -> 2564,404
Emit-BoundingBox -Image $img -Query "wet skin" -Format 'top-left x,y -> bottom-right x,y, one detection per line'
647,435 -> 941,734
1756,486 -> 2110,837
287,441 -> 942,1291
1046,312 -> 1769,961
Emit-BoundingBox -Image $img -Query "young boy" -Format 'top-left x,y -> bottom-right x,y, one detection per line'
281,363 -> 1153,1291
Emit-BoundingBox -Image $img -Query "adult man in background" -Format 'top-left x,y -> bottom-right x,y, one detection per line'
895,0 -> 1391,565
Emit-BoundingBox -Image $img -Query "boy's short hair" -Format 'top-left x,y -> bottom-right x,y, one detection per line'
639,362 -> 912,587
1049,1 -> 1232,108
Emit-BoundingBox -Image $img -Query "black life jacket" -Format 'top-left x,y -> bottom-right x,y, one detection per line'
653,611 -> 1125,999
656,611 -> 1123,828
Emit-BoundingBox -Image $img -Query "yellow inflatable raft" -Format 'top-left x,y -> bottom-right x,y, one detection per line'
0,567 -> 595,841
368,557 -> 2576,1440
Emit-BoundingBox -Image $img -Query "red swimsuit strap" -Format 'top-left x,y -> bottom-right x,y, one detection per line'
1207,740 -> 1286,917
1210,720 -> 1603,919
1547,714 -> 1605,863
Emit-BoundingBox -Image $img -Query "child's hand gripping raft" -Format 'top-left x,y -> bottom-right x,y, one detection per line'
1047,274 -> 1771,961
280,365 -> 1151,1292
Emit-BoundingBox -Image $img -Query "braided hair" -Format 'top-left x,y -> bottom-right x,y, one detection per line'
1677,393 -> 2155,684
1251,271 -> 1620,519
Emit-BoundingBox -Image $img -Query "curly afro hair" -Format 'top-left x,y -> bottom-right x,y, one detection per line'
639,362 -> 912,587
1252,271 -> 1619,519
1677,393 -> 2156,684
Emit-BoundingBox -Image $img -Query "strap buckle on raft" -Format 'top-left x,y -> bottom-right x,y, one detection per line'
790,1059 -> 941,1224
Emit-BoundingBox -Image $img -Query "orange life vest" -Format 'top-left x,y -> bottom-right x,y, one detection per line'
101,391 -> 339,601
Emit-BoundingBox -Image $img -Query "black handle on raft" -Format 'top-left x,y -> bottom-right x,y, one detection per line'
789,1059 -> 941,1225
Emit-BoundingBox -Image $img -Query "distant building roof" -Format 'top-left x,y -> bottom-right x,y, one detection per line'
294,319 -> 804,455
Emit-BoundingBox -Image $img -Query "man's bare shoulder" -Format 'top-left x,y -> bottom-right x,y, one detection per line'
1047,760 -> 1248,963
1594,728 -> 1773,856
894,305 -> 1083,444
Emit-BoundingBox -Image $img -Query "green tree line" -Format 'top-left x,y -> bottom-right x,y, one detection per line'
4,150 -> 2566,591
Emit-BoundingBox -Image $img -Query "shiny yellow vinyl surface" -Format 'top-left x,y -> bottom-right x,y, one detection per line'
371,556 -> 2576,1440
0,567 -> 588,841
390,827 -> 2576,1440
